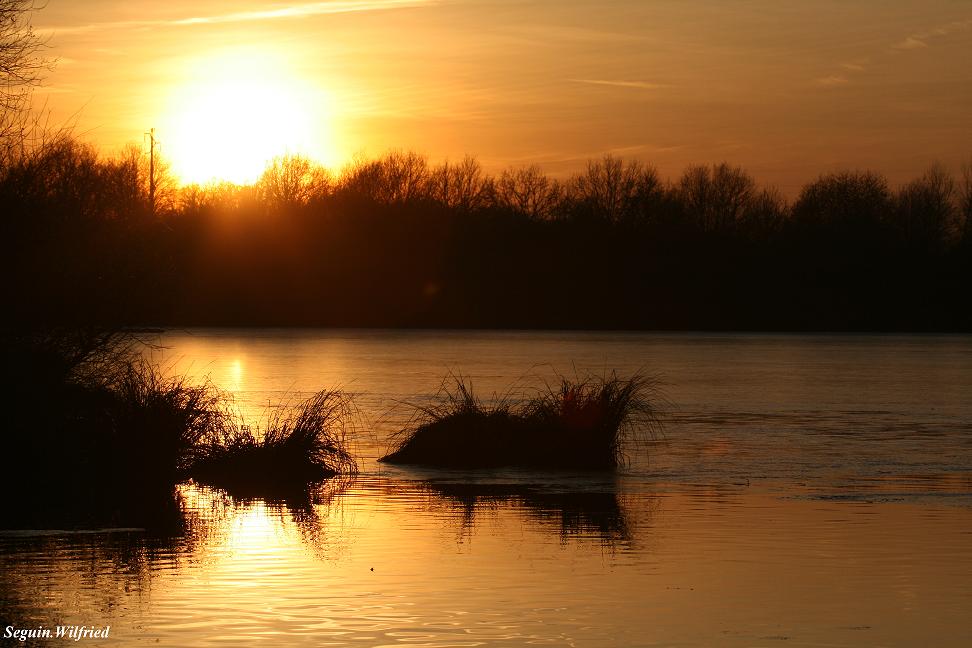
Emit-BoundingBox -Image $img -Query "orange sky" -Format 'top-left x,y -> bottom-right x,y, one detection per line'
32,0 -> 972,191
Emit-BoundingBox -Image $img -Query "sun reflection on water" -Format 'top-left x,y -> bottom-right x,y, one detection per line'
228,358 -> 244,394
2,477 -> 972,646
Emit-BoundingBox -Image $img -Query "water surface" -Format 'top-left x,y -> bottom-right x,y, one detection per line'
3,330 -> 971,646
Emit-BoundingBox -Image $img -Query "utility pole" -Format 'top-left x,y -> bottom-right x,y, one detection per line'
144,128 -> 156,214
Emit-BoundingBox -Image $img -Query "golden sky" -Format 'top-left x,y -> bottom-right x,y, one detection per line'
33,0 -> 972,190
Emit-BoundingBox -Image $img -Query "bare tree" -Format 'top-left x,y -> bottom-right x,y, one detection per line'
792,170 -> 892,236
95,143 -> 143,218
98,143 -> 178,216
570,155 -> 661,222
426,156 -> 493,212
338,154 -> 384,201
960,158 -> 972,241
258,154 -> 330,210
896,163 -> 958,250
738,187 -> 788,238
178,181 -> 256,214
676,163 -> 757,232
1,136 -> 102,222
339,151 -> 429,205
494,164 -> 562,220
1,0 -> 47,164
378,150 -> 429,204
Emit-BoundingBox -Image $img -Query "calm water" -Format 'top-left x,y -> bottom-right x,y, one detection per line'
3,330 -> 972,646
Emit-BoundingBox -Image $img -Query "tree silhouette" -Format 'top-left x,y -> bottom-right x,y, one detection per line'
895,163 -> 957,253
427,156 -> 493,212
791,170 -> 893,243
339,151 -> 430,205
570,154 -> 661,223
1,0 -> 47,164
676,163 -> 757,233
959,159 -> 972,245
495,164 -> 563,220
258,154 -> 330,210
2,138 -> 970,331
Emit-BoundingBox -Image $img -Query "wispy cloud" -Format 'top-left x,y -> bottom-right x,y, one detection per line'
816,17 -> 972,87
839,61 -> 867,72
893,18 -> 972,50
503,24 -> 645,45
815,60 -> 867,85
569,79 -> 667,90
895,36 -> 928,50
815,75 -> 850,87
39,0 -> 439,36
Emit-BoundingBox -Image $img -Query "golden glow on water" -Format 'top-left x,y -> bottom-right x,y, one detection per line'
3,481 -> 972,646
227,358 -> 244,394
3,331 -> 970,646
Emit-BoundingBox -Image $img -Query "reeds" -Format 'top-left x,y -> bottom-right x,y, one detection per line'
189,390 -> 357,495
2,329 -> 358,527
380,372 -> 661,470
99,359 -> 226,485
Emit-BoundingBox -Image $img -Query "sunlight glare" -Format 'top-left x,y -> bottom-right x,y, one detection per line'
163,50 -> 333,185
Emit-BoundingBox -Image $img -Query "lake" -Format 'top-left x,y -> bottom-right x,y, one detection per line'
3,330 -> 971,646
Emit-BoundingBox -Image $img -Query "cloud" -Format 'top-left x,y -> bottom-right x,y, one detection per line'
815,75 -> 850,87
894,18 -> 972,51
815,17 -> 972,85
895,36 -> 928,50
39,0 -> 439,36
569,79 -> 667,90
503,24 -> 645,45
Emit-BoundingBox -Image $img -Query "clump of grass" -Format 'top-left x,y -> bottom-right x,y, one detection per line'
1,330 -> 233,528
380,372 -> 661,470
0,330 -> 221,487
189,390 -> 357,495
99,359 -> 227,487
378,377 -> 524,468
3,328 -> 361,528
524,373 -> 660,468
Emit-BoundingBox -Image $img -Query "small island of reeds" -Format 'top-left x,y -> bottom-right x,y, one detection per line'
379,373 -> 661,470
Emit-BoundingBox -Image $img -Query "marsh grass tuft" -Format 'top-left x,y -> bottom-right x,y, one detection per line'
380,372 -> 661,470
189,390 -> 358,495
101,359 -> 227,485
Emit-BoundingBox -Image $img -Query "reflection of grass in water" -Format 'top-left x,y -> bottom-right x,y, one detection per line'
414,480 -> 636,546
0,508 -> 208,628
381,372 -> 662,469
176,478 -> 353,560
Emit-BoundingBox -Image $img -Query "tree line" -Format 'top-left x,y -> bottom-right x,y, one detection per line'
4,136 -> 972,330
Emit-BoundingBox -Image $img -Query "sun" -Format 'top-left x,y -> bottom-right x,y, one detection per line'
162,49 -> 333,185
